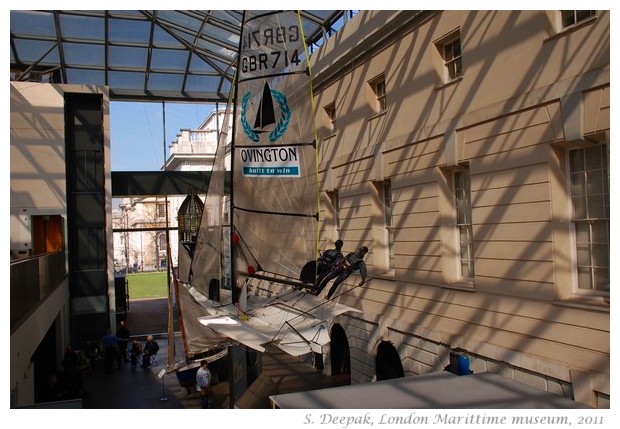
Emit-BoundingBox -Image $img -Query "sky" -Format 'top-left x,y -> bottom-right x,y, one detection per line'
109,101 -> 217,171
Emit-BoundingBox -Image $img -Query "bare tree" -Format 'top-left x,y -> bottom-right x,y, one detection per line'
136,197 -> 168,272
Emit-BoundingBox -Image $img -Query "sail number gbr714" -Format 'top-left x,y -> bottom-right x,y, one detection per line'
241,25 -> 302,73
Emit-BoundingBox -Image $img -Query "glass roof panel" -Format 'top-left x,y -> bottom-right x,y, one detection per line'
188,54 -> 217,73
200,23 -> 238,45
59,14 -> 105,40
152,25 -> 185,49
63,43 -> 105,67
151,48 -> 190,71
10,10 -> 350,101
108,10 -> 144,18
10,10 -> 55,37
210,10 -> 243,27
186,74 -> 223,93
194,39 -> 237,61
66,68 -> 105,86
108,46 -> 148,68
147,72 -> 184,91
157,10 -> 204,33
12,39 -> 59,64
109,70 -> 146,89
108,17 -> 152,44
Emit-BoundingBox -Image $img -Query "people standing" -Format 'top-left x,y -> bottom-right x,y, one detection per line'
116,320 -> 130,364
196,360 -> 211,409
101,329 -> 120,374
141,335 -> 159,368
318,246 -> 369,299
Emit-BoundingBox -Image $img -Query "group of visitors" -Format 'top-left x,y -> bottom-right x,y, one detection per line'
101,321 -> 159,374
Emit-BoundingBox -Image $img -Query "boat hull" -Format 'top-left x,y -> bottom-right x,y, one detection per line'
175,361 -> 201,388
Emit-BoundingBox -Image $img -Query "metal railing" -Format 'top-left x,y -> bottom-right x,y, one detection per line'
10,250 -> 67,330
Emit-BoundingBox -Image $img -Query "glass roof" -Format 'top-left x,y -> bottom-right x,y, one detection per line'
10,10 -> 354,102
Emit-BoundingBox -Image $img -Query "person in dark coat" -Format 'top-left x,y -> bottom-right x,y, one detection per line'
314,239 -> 344,291
116,320 -> 130,364
319,246 -> 369,299
102,330 -> 121,374
141,335 -> 159,368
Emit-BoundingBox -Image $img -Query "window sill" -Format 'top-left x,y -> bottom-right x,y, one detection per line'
544,15 -> 598,42
368,109 -> 387,121
553,294 -> 609,311
373,269 -> 395,280
434,75 -> 463,90
441,281 -> 476,292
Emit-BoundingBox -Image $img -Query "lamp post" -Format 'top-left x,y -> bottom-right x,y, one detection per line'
122,202 -> 136,275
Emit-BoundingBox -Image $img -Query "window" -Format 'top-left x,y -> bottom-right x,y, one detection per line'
434,30 -> 462,84
324,102 -> 336,132
454,170 -> 475,280
158,233 -> 167,252
369,74 -> 386,114
157,203 -> 166,218
439,166 -> 475,286
382,180 -> 395,271
443,36 -> 462,81
569,145 -> 609,293
545,11 -> 597,37
327,190 -> 341,237
561,10 -> 596,28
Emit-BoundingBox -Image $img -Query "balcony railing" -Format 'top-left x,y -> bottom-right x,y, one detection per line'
10,251 -> 67,330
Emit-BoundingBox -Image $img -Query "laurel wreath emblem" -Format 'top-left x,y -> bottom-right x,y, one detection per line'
240,89 -> 291,143
241,92 -> 259,142
268,90 -> 291,142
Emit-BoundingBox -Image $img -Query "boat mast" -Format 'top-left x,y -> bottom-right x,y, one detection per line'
162,102 -> 175,369
229,11 -> 246,305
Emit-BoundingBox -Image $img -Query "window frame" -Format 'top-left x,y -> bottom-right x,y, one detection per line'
566,143 -> 609,296
544,10 -> 598,38
157,203 -> 166,218
560,10 -> 597,29
381,179 -> 395,272
327,190 -> 341,238
438,165 -> 475,288
324,102 -> 336,132
158,232 -> 167,253
442,36 -> 462,81
368,74 -> 386,114
452,169 -> 475,282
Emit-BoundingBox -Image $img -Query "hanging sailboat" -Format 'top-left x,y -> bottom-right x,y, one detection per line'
195,10 -> 361,362
166,104 -> 235,390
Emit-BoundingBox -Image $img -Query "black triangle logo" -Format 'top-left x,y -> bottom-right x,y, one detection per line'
253,82 -> 276,132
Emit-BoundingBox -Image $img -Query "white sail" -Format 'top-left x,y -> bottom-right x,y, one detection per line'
232,10 -> 320,289
168,101 -> 234,379
192,11 -> 361,358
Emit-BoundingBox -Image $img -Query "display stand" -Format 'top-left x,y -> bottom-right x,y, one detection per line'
157,368 -> 168,402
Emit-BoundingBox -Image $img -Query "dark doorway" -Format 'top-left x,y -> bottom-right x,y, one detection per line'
329,324 -> 350,375
33,320 -> 58,403
375,340 -> 404,381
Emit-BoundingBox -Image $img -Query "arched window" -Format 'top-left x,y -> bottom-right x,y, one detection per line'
375,340 -> 404,381
329,324 -> 350,376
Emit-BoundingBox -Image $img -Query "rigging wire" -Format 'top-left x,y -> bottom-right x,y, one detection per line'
265,278 -> 373,348
297,10 -> 323,281
143,102 -> 162,170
